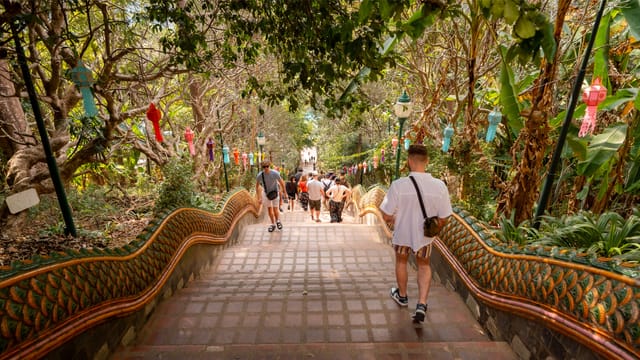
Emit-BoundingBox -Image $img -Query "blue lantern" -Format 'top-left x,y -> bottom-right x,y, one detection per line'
442,125 -> 454,152
222,145 -> 230,164
404,138 -> 410,150
486,109 -> 502,142
70,60 -> 99,117
249,152 -> 254,166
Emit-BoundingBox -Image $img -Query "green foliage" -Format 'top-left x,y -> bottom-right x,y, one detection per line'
153,157 -> 195,215
480,0 -> 556,64
576,124 -> 627,177
620,0 -> 640,39
492,212 -> 539,246
531,210 -> 640,260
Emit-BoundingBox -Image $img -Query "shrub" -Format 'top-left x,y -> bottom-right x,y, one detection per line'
153,157 -> 195,215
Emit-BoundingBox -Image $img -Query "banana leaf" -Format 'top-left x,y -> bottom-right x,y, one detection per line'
593,12 -> 611,90
620,0 -> 640,40
499,46 -> 523,136
577,124 -> 628,177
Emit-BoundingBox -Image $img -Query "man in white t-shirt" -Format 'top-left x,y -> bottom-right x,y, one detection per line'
379,145 -> 452,323
306,173 -> 324,222
326,178 -> 351,223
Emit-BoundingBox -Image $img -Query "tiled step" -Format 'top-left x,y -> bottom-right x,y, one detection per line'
117,341 -> 516,359
111,213 -> 517,360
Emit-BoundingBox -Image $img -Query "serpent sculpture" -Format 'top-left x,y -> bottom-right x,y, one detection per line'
356,184 -> 640,359
0,185 -> 638,359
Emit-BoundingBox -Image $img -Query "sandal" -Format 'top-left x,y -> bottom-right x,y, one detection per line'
268,224 -> 276,232
276,220 -> 283,230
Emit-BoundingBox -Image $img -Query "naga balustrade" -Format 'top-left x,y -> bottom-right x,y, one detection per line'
0,188 -> 261,360
1,184 -> 638,359
354,184 -> 640,360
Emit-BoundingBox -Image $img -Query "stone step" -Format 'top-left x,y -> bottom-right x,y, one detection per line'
117,341 -> 516,359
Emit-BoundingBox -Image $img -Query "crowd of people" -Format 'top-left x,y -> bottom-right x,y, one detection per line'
255,161 -> 353,231
255,145 -> 452,324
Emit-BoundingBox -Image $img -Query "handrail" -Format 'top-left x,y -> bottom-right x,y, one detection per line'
0,188 -> 260,360
354,185 -> 640,359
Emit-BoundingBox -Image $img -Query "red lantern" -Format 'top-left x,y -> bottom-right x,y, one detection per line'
233,148 -> 240,165
579,77 -> 607,137
146,103 -> 163,142
391,138 -> 398,154
184,127 -> 195,156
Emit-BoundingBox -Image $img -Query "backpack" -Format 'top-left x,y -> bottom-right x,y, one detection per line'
323,180 -> 332,193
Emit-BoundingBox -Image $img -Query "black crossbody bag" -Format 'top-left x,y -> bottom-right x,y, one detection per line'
409,175 -> 440,237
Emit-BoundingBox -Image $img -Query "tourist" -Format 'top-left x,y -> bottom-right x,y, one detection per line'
379,145 -> 452,323
256,160 -> 286,232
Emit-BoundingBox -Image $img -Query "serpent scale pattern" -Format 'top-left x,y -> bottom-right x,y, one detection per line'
0,188 -> 259,359
354,185 -> 640,358
443,208 -> 640,356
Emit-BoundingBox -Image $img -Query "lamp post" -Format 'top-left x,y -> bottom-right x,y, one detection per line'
393,90 -> 412,180
216,110 -> 229,192
256,132 -> 266,163
534,0 -> 607,228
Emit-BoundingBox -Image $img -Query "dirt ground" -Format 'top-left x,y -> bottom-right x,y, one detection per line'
0,194 -> 152,267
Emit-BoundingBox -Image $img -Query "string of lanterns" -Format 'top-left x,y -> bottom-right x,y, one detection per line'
112,81 -> 609,181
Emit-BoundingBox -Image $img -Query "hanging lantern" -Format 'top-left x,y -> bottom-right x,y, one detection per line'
233,148 -> 240,165
249,152 -> 254,166
222,145 -> 230,164
579,77 -> 608,137
184,127 -> 195,156
404,138 -> 410,150
254,152 -> 259,163
367,161 -> 372,172
486,109 -> 502,142
373,155 -> 378,169
146,103 -> 163,142
70,60 -> 99,117
206,138 -> 214,161
361,161 -> 366,174
381,148 -> 385,162
242,152 -> 248,168
391,138 -> 398,154
442,125 -> 454,152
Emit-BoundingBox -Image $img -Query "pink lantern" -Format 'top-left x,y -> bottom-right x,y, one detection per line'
391,138 -> 398,154
146,103 -> 163,142
184,127 -> 195,156
579,77 -> 607,137
373,155 -> 378,169
242,152 -> 248,168
362,161 -> 367,174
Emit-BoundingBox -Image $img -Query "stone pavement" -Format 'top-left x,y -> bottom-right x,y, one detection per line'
111,208 -> 516,359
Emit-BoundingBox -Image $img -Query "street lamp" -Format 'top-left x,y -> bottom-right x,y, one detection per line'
393,90 -> 412,180
256,131 -> 266,162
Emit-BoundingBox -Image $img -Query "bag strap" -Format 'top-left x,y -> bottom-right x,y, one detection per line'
409,175 -> 429,219
261,173 -> 269,192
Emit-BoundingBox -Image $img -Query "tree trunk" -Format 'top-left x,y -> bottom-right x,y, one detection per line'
495,1 -> 571,225
0,58 -> 37,235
